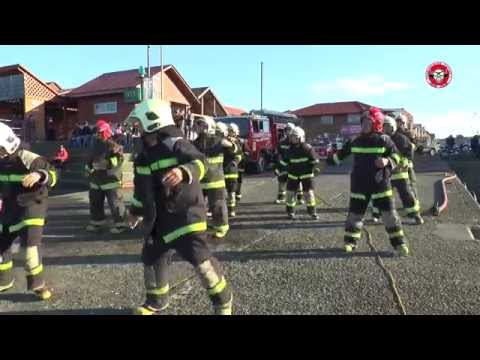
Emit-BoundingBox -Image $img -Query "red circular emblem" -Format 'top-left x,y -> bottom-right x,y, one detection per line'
426,62 -> 452,88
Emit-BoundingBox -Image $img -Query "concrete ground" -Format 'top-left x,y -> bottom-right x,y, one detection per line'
1,157 -> 480,315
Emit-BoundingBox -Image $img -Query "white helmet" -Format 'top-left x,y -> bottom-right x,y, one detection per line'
383,115 -> 397,135
216,122 -> 228,137
396,114 -> 408,129
290,126 -> 305,143
0,122 -> 21,157
228,123 -> 240,137
285,122 -> 295,134
126,99 -> 174,133
194,115 -> 216,135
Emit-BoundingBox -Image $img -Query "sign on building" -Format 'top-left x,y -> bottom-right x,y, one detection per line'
340,125 -> 361,136
94,101 -> 117,115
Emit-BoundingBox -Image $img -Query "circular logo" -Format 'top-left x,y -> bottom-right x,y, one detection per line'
426,62 -> 452,88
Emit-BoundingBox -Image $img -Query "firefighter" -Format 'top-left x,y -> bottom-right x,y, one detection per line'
85,119 -> 128,234
0,122 -> 56,300
224,123 -> 243,217
193,116 -> 236,239
327,108 -> 409,256
126,99 -> 233,315
372,116 -> 424,225
396,114 -> 418,198
275,122 -> 304,204
284,126 -> 321,220
235,129 -> 249,202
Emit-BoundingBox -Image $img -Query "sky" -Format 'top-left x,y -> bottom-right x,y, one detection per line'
0,45 -> 478,138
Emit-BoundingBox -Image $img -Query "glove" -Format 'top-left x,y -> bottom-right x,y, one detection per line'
221,139 -> 233,148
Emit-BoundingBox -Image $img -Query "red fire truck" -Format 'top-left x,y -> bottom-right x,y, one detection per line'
215,110 -> 299,173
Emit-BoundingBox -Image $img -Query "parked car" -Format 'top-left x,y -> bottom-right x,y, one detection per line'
312,139 -> 333,159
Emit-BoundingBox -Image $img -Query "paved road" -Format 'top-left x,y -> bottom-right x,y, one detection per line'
1,157 -> 480,315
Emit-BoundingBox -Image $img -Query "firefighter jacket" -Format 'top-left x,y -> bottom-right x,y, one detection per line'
86,138 -> 124,191
389,132 -> 414,182
129,126 -> 208,244
223,137 -> 243,181
328,133 -> 401,195
0,148 -> 57,228
274,136 -> 290,176
193,134 -> 237,191
284,142 -> 321,180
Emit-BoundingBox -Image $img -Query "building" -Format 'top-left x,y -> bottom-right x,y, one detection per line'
291,101 -> 372,140
0,63 -> 231,140
224,105 -> 247,116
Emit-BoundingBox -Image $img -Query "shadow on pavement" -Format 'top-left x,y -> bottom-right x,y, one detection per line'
0,293 -> 41,303
231,221 -> 345,231
0,308 -> 130,315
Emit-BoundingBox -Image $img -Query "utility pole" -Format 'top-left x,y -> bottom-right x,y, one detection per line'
260,61 -> 264,111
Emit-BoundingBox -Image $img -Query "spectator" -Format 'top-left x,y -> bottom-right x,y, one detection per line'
471,135 -> 479,156
53,144 -> 69,170
446,135 -> 455,149
80,121 -> 93,147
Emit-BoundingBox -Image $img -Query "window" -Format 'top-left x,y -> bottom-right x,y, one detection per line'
347,114 -> 361,124
94,101 -> 117,115
252,119 -> 260,133
260,120 -> 270,133
320,115 -> 334,125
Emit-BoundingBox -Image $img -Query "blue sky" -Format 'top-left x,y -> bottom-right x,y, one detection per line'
0,45 -> 478,138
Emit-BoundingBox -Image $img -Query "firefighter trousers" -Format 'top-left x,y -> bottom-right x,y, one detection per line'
225,175 -> 238,213
0,209 -> 48,292
203,188 -> 229,235
89,188 -> 126,225
372,179 -> 420,218
141,232 -> 232,311
277,173 -> 303,201
345,190 -> 406,247
236,171 -> 243,197
286,178 -> 316,215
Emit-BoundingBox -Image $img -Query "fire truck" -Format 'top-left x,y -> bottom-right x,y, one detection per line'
215,110 -> 299,173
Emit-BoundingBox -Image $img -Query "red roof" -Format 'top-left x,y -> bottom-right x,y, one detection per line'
291,101 -> 372,117
68,65 -> 172,97
224,106 -> 247,116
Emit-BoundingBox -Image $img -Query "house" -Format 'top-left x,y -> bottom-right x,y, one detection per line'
191,87 -> 228,116
224,105 -> 247,116
291,101 -> 372,140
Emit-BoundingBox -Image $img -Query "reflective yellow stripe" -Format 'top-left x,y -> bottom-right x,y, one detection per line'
286,201 -> 296,207
207,156 -> 224,164
401,158 -> 410,167
405,200 -> 420,214
9,218 -> 45,233
150,158 -> 179,171
225,174 -> 239,179
201,180 -> 226,190
208,277 -> 227,296
299,174 -> 314,179
28,264 -> 44,276
350,193 -> 367,200
147,285 -> 170,295
136,166 -> 152,175
0,174 -> 25,182
288,174 -> 298,180
391,172 -> 410,180
0,224 -> 2,232
131,196 -> 143,208
100,182 -> 122,190
163,222 -> 207,243
110,157 -> 118,168
48,170 -> 57,187
279,160 -> 287,166
280,145 -> 290,149
0,261 -> 13,271
412,144 -> 416,150
193,160 -> 206,181
389,230 -> 404,238
212,224 -> 229,233
290,157 -> 310,163
391,153 -> 401,164
307,200 -> 316,206
371,190 -> 393,199
352,147 -> 386,154
90,183 -> 100,190
408,161 -> 414,169
333,153 -> 341,165
345,232 -> 362,239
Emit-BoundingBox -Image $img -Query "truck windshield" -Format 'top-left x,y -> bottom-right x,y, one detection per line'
215,117 -> 250,138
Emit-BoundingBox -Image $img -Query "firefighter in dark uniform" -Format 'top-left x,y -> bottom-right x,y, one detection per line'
284,126 -> 321,220
193,116 -> 237,239
85,120 -> 128,234
0,122 -> 56,300
126,99 -> 233,315
396,114 -> 418,198
224,123 -> 242,217
235,133 -> 249,202
372,116 -> 424,225
327,108 -> 410,256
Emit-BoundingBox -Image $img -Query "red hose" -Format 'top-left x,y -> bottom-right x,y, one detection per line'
436,173 -> 457,215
